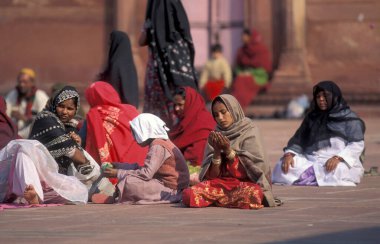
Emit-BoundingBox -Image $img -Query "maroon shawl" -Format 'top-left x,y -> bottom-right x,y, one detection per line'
0,96 -> 18,149
169,87 -> 215,165
236,29 -> 272,73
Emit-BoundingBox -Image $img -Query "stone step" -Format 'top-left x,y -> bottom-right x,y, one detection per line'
252,79 -> 380,105
246,104 -> 380,118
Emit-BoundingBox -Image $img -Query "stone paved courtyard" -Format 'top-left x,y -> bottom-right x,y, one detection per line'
1,118 -> 379,243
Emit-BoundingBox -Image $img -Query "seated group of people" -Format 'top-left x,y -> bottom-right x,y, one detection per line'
0,77 -> 365,210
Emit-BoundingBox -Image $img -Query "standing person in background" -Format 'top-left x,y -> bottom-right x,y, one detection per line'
139,0 -> 198,128
232,29 -> 272,111
99,31 -> 139,108
199,44 -> 232,102
5,68 -> 49,138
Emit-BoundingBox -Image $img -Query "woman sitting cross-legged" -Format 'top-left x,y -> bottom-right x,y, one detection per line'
29,86 -> 113,198
272,81 -> 365,186
96,113 -> 190,204
182,94 -> 276,209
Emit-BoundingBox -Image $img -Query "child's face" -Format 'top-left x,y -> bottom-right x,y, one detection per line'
211,51 -> 221,59
242,33 -> 251,45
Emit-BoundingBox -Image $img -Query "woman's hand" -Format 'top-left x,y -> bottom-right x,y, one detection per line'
281,153 -> 294,174
11,110 -> 27,122
208,131 -> 221,154
215,132 -> 231,153
209,131 -> 231,153
103,168 -> 118,178
69,131 -> 82,145
325,156 -> 341,172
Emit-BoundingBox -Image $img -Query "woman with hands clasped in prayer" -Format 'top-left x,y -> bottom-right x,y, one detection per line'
182,95 -> 276,209
272,81 -> 365,186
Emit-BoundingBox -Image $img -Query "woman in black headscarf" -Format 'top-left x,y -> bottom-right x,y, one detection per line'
100,31 -> 139,108
272,81 -> 365,186
29,86 -> 94,175
139,0 -> 198,127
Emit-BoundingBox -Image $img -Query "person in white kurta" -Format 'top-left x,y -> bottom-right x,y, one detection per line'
5,68 -> 49,138
272,81 -> 365,186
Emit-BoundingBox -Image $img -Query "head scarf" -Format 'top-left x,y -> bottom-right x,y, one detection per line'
130,113 -> 170,144
85,81 -> 148,166
0,96 -> 19,149
199,94 -> 275,207
286,80 -> 365,154
211,94 -> 254,140
169,87 -> 215,147
29,86 -> 81,174
236,29 -> 272,73
18,68 -> 36,80
100,31 -> 139,108
16,68 -> 38,118
169,87 -> 215,165
144,0 -> 198,100
45,85 -> 80,114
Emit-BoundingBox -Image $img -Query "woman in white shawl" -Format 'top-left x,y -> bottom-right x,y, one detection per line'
0,140 -> 88,205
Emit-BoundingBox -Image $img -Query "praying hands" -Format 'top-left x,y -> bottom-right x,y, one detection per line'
208,131 -> 231,154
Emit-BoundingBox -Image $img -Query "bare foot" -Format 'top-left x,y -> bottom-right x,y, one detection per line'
23,185 -> 40,205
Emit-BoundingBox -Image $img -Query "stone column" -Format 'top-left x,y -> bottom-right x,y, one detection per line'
244,0 -> 273,55
273,0 -> 311,83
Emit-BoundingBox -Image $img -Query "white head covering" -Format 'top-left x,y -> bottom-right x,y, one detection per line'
129,113 -> 170,144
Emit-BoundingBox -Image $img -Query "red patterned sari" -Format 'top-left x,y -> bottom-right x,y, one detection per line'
182,157 -> 264,209
85,82 -> 148,183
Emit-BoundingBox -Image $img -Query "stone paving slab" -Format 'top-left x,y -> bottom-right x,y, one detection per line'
0,118 -> 379,244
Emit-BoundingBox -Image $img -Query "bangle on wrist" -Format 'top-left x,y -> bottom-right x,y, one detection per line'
212,157 -> 222,166
226,149 -> 236,161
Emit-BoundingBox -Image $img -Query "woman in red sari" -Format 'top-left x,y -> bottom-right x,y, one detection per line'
84,82 -> 148,183
232,29 -> 272,111
182,94 -> 275,209
170,87 -> 215,166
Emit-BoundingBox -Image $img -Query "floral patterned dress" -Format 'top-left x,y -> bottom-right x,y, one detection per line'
182,156 -> 264,209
